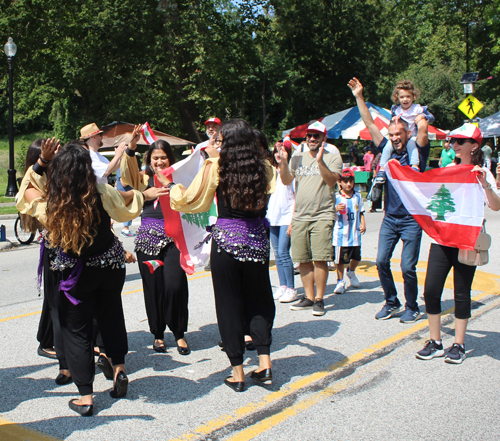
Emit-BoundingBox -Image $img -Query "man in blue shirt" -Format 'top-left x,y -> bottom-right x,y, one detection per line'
348,77 -> 430,323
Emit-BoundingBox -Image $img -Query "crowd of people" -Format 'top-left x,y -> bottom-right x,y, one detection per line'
16,77 -> 500,416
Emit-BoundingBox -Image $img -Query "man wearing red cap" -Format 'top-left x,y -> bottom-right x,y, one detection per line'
277,120 -> 342,316
195,118 -> 222,152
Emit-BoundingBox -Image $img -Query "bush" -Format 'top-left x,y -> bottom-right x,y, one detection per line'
15,142 -> 31,173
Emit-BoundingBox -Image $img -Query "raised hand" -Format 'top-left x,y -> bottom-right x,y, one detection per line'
153,166 -> 172,187
40,137 -> 60,162
129,124 -> 143,150
114,141 -> 127,159
317,142 -> 325,163
347,77 -> 364,98
276,145 -> 288,164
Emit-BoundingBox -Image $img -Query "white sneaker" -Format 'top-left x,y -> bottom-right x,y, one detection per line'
346,270 -> 360,288
273,286 -> 286,300
333,280 -> 346,294
280,288 -> 299,303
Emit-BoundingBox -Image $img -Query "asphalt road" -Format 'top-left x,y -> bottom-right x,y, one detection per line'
1,210 -> 500,441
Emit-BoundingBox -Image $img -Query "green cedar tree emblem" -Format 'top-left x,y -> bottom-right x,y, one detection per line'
181,212 -> 210,228
426,184 -> 456,221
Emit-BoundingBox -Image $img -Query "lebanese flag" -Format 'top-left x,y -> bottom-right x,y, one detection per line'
385,160 -> 484,250
141,122 -> 158,145
154,149 -> 217,274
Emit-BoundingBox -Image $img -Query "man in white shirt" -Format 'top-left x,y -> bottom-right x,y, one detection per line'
80,123 -> 126,184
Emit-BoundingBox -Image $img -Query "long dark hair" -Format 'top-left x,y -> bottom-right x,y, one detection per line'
45,143 -> 100,255
21,139 -> 44,233
219,119 -> 270,211
144,140 -> 176,177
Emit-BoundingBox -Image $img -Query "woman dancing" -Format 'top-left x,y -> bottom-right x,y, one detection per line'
416,124 -> 500,364
120,132 -> 190,355
17,142 -> 165,416
166,119 -> 276,392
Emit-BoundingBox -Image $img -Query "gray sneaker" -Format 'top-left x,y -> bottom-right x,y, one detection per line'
416,340 -> 445,360
290,297 -> 314,311
312,299 -> 325,316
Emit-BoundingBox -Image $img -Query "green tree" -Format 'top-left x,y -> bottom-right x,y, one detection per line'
427,184 -> 456,221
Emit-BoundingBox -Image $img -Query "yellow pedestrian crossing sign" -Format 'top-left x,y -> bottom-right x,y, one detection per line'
458,95 -> 483,118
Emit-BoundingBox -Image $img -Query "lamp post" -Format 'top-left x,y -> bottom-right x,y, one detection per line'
4,37 -> 18,197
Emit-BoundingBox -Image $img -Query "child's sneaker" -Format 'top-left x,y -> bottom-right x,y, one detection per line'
416,340 -> 445,360
273,286 -> 286,300
444,343 -> 466,364
121,229 -> 136,237
333,280 -> 346,294
279,288 -> 299,303
346,269 -> 360,288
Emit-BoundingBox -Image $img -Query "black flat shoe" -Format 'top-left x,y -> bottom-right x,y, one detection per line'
224,376 -> 245,392
153,340 -> 167,353
250,368 -> 272,385
245,341 -> 256,351
68,399 -> 93,417
177,343 -> 191,356
97,355 -> 113,380
110,371 -> 128,399
55,373 -> 72,385
38,346 -> 57,360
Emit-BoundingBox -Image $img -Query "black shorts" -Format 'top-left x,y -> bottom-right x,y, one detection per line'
334,246 -> 361,264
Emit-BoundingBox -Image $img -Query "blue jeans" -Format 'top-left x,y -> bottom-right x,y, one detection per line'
376,214 -> 422,311
270,226 -> 294,289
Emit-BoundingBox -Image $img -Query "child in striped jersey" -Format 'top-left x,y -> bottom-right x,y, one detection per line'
332,169 -> 366,294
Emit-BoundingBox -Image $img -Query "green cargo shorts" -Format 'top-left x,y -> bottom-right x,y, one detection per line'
291,219 -> 333,263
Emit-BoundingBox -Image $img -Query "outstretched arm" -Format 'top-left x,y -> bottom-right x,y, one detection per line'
348,78 -> 384,147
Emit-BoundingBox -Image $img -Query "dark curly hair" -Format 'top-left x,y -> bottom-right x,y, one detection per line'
45,143 -> 100,255
144,139 -> 176,177
219,119 -> 270,211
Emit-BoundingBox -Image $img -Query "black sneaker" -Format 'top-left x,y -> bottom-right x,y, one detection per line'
444,343 -> 466,364
290,297 -> 314,311
312,299 -> 325,316
416,340 -> 445,360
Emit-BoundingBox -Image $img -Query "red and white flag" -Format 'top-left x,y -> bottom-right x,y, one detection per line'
141,122 -> 158,145
155,150 -> 217,274
386,161 -> 484,250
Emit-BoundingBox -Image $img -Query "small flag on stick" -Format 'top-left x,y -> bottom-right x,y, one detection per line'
141,122 -> 159,145
143,260 -> 164,274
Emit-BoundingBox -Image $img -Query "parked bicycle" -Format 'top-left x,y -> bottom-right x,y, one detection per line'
14,213 -> 37,245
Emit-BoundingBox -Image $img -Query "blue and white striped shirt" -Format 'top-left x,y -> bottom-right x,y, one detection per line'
332,192 -> 365,247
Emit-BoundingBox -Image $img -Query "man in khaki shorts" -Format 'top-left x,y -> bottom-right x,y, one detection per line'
278,121 -> 342,316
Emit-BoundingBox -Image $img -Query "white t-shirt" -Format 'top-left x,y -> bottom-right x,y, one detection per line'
89,150 -> 109,184
267,170 -> 295,226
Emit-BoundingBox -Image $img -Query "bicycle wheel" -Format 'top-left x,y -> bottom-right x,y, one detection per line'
14,215 -> 35,245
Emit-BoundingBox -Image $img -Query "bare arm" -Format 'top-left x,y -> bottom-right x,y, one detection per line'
317,144 -> 340,187
415,114 -> 429,148
276,145 -> 294,185
104,142 -> 127,177
359,213 -> 366,233
348,78 -> 384,147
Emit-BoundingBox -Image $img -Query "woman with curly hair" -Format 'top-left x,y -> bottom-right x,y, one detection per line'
163,119 -> 276,392
17,142 -> 165,416
120,133 -> 190,355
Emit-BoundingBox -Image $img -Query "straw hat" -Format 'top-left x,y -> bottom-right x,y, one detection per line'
80,123 -> 103,139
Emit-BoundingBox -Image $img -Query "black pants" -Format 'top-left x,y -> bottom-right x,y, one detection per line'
211,241 -> 276,367
137,242 -> 189,341
37,297 -> 53,349
59,265 -> 127,396
423,243 -> 476,319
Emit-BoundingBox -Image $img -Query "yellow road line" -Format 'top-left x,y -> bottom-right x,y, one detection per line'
0,310 -> 42,323
171,280 -> 500,441
0,418 -> 61,441
223,290 -> 500,441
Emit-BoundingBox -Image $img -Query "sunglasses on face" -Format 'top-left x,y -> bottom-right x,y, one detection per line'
306,133 -> 322,140
451,138 -> 475,145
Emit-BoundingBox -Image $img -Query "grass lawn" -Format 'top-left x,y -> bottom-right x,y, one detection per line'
0,206 -> 18,215
0,132 -> 51,195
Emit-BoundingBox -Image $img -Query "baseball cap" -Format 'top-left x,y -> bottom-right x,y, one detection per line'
306,121 -> 327,135
449,123 -> 483,145
205,117 -> 221,126
341,168 -> 355,179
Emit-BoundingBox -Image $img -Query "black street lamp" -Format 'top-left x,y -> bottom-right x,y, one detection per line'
4,37 -> 18,197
